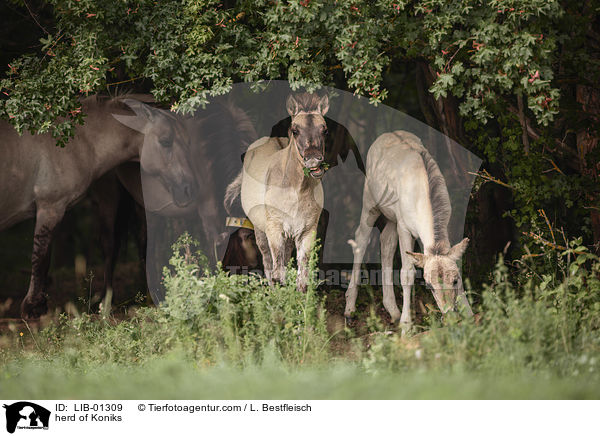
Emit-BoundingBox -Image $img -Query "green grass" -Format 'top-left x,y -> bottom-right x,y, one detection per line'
2,353 -> 600,400
1,235 -> 600,400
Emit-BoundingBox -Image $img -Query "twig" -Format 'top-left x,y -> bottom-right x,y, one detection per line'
543,157 -> 565,176
22,319 -> 43,353
506,104 -> 580,161
522,231 -> 586,255
468,169 -> 515,190
538,208 -> 556,245
23,0 -> 49,35
106,76 -> 144,87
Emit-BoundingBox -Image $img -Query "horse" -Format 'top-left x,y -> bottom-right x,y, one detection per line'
344,130 -> 473,332
86,98 -> 258,303
226,93 -> 330,292
221,225 -> 261,274
0,95 -> 196,318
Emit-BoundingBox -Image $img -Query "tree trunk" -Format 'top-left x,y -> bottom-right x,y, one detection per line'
576,84 -> 600,246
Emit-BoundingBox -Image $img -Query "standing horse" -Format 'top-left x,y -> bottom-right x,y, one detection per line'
0,95 -> 195,318
87,98 -> 258,303
344,131 -> 473,331
226,93 -> 329,292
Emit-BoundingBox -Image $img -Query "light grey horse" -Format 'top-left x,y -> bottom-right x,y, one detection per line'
344,130 -> 473,332
0,95 -> 195,318
226,93 -> 330,292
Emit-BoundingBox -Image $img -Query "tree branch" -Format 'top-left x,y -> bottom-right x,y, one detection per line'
516,92 -> 530,154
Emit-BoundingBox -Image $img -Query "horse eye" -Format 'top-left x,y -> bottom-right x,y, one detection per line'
291,128 -> 299,136
160,139 -> 172,148
322,128 -> 328,136
453,278 -> 459,286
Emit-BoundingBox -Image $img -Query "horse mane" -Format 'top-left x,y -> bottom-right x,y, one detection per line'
195,98 -> 257,188
419,148 -> 452,255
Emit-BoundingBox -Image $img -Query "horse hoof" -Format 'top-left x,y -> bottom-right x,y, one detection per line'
344,316 -> 353,327
20,294 -> 48,319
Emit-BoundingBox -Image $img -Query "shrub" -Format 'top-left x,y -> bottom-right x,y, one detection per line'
363,238 -> 600,377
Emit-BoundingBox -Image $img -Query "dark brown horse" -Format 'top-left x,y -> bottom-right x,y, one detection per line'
0,95 -> 195,317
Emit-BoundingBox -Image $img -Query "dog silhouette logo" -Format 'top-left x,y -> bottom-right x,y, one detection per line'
3,402 -> 50,433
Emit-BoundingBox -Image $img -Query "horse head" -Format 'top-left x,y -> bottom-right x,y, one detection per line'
407,238 -> 469,314
113,99 -> 195,208
286,93 -> 330,179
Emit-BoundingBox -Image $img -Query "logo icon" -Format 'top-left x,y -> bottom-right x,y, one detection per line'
3,402 -> 50,433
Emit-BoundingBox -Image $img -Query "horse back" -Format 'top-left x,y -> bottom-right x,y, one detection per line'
365,130 -> 435,239
0,98 -> 139,231
241,137 -> 288,230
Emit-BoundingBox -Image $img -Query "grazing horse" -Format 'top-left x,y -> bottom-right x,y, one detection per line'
344,131 -> 473,331
226,93 -> 330,292
222,226 -> 260,274
0,95 -> 195,318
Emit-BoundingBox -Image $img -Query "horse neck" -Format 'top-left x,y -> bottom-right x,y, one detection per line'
417,202 -> 451,256
282,138 -> 317,190
89,113 -> 142,179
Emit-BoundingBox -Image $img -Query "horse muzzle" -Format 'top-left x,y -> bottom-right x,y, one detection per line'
304,157 -> 325,179
170,182 -> 194,207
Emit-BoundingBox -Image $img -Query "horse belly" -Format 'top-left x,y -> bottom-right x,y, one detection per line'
240,137 -> 285,231
241,172 -> 268,231
0,138 -> 38,230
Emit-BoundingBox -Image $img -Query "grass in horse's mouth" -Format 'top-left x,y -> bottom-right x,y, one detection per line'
303,162 -> 330,177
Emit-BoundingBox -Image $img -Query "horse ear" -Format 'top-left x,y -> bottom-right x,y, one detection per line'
122,98 -> 155,121
286,94 -> 299,116
112,114 -> 148,133
448,238 -> 469,261
318,94 -> 329,115
406,251 -> 425,268
112,99 -> 157,133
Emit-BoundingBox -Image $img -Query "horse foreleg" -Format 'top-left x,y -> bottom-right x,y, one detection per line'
295,230 -> 317,293
344,219 -> 374,321
21,205 -> 65,318
90,174 -> 121,309
344,187 -> 379,321
380,220 -> 401,323
398,228 -> 416,336
266,225 -> 286,285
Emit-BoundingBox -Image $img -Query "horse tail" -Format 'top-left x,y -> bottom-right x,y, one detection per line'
224,170 -> 243,214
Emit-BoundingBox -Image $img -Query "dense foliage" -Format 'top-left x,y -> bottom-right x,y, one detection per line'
1,1 -> 598,263
0,0 -> 566,131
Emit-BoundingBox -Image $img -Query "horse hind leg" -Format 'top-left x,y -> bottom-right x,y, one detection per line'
254,229 -> 272,282
21,205 -> 66,318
